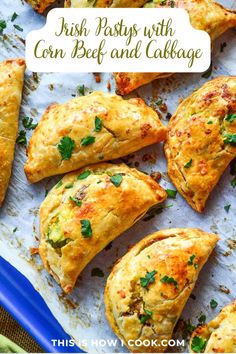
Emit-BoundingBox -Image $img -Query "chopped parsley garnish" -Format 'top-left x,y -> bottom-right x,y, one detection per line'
81,136 -> 95,146
184,159 -> 193,168
69,196 -> 82,207
91,268 -> 104,277
223,133 -> 236,145
170,0 -> 175,7
110,174 -> 123,187
58,136 -> 75,160
225,113 -> 236,123
13,24 -> 23,32
210,299 -> 218,309
191,336 -> 207,353
0,20 -> 6,33
45,189 -> 49,197
65,183 -> 73,189
198,314 -> 206,323
47,238 -> 70,249
78,84 -> 85,96
16,130 -> 27,146
140,270 -> 157,288
207,120 -> 213,124
161,275 -> 178,289
22,116 -> 37,130
224,204 -> 231,213
156,98 -> 163,105
231,177 -> 236,188
55,180 -> 63,188
13,227 -> 18,233
188,255 -> 198,269
80,219 -> 92,238
77,170 -> 91,180
94,116 -> 103,132
166,189 -> 177,199
11,12 -> 18,22
140,309 -> 153,324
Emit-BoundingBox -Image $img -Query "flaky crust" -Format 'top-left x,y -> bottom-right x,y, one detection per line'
25,0 -> 56,13
39,162 -> 167,293
190,300 -> 236,353
115,0 -> 236,95
164,76 -> 236,213
0,59 -> 25,206
25,91 -> 167,183
105,228 -> 219,353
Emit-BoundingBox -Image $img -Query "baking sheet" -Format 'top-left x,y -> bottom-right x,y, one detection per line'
0,0 -> 236,352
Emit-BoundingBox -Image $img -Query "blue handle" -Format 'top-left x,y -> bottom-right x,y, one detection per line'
0,256 -> 83,353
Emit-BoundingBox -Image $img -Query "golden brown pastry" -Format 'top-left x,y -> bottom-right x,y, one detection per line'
190,301 -> 236,353
0,59 -> 25,206
24,91 -> 167,183
105,228 -> 219,353
39,162 -> 167,293
25,0 -> 56,13
164,76 -> 236,213
65,0 -> 148,8
115,0 -> 236,95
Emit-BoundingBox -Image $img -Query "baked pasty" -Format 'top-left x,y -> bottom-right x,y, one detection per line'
0,59 -> 25,206
25,0 -> 56,13
25,91 -> 167,183
39,162 -> 167,293
190,301 -> 236,353
64,0 -> 148,8
115,0 -> 236,95
105,228 -> 219,353
164,76 -> 236,213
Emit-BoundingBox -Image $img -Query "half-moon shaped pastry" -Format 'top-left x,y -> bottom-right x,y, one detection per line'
190,301 -> 236,353
115,0 -> 236,95
25,91 -> 167,183
0,59 -> 25,206
25,0 -> 56,13
65,0 -> 148,8
105,228 -> 219,353
39,162 -> 167,293
164,76 -> 236,213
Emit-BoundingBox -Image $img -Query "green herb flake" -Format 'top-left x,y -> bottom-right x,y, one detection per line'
81,136 -> 95,146
78,84 -> 85,96
11,12 -> 18,22
45,189 -> 49,197
22,116 -> 37,130
80,219 -> 92,238
47,238 -> 70,249
210,299 -> 218,309
225,113 -> 236,123
198,314 -> 206,323
16,130 -> 27,146
77,170 -> 91,180
58,136 -> 75,160
223,133 -> 236,145
65,183 -> 74,189
188,254 -> 195,265
91,268 -> 104,277
0,20 -> 6,33
94,116 -> 103,132
207,121 -> 213,124
160,275 -> 178,289
55,180 -> 63,189
140,270 -> 157,288
13,24 -> 23,32
231,178 -> 236,188
156,98 -> 163,105
13,227 -> 18,233
191,336 -> 207,353
224,204 -> 231,213
110,174 -> 123,187
140,308 -> 153,324
184,158 -> 193,169
69,196 -> 82,207
166,189 -> 177,199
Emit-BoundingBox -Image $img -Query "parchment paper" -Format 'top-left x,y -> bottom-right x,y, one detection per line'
0,0 -> 235,352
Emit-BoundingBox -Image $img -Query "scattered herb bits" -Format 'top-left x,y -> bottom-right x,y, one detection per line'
223,133 -> 236,145
55,180 -> 63,189
80,219 -> 92,238
225,113 -> 236,123
160,275 -> 178,289
69,196 -> 82,207
58,136 -> 75,160
81,136 -> 95,146
16,130 -> 27,146
11,12 -> 18,22
140,309 -> 153,324
224,204 -> 231,213
110,174 -> 123,187
198,314 -> 206,323
0,20 -> 6,33
77,170 -> 91,180
78,84 -> 85,96
166,189 -> 177,199
191,336 -> 207,353
184,159 -> 193,169
94,116 -> 103,132
22,117 -> 37,130
210,299 -> 218,309
140,270 -> 157,288
13,24 -> 23,32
